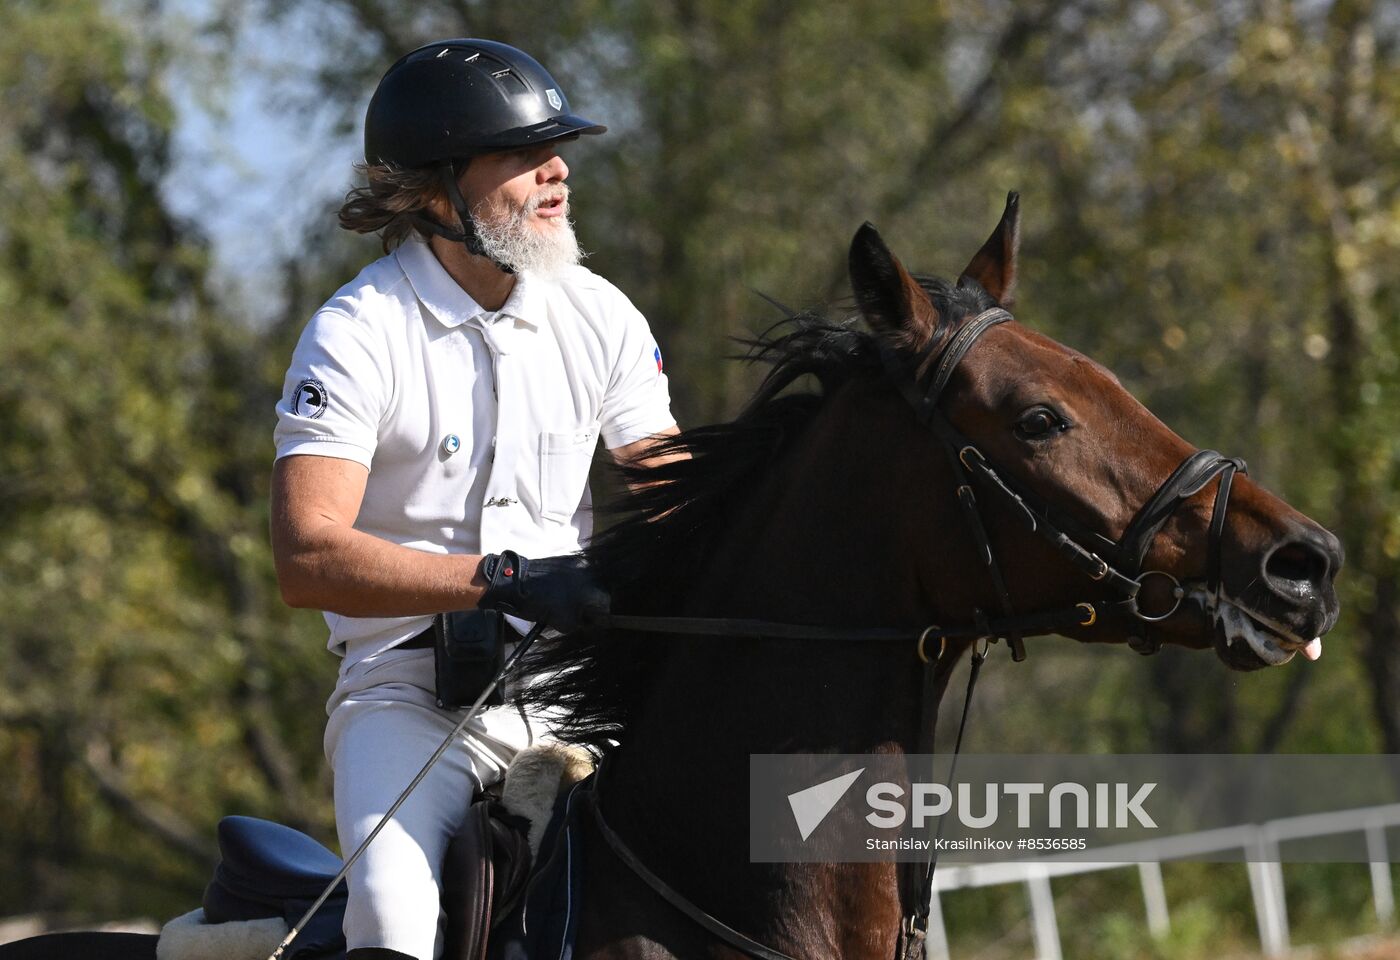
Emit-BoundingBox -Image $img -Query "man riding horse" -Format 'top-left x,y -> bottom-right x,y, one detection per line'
270,38 -> 677,960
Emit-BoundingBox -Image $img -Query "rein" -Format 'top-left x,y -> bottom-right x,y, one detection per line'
583,307 -> 1247,960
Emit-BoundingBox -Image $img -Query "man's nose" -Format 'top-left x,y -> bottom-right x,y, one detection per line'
538,153 -> 568,183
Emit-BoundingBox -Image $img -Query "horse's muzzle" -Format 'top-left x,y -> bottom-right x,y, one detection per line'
1211,520 -> 1343,671
1259,522 -> 1344,638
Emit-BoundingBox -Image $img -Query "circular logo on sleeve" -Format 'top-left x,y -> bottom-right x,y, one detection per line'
292,378 -> 328,419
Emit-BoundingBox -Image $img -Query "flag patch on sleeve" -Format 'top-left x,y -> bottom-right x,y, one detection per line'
654,346 -> 663,374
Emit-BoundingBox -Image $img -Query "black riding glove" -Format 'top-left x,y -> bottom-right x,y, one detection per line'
478,550 -> 610,633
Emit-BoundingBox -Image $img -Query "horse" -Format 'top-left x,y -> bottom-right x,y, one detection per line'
0,194 -> 1342,960
514,193 -> 1343,959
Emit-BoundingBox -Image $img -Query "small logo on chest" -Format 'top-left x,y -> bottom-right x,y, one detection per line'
485,496 -> 519,508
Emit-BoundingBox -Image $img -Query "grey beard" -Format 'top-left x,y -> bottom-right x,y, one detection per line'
472,193 -> 583,277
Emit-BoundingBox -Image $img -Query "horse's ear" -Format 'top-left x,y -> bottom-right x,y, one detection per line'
959,191 -> 1021,308
849,222 -> 940,351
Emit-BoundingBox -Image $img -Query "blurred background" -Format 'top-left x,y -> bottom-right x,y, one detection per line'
0,0 -> 1396,955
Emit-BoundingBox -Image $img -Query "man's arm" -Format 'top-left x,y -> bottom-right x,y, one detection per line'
270,454 -> 489,617
610,424 -> 684,479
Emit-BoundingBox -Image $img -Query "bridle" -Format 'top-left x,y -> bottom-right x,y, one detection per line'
882,307 -> 1246,661
581,306 -> 1247,960
877,306 -> 1245,957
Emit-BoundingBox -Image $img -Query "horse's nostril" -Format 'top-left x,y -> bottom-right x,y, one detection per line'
1265,541 -> 1329,586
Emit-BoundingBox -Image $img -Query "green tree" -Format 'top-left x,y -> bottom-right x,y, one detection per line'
0,0 -> 331,920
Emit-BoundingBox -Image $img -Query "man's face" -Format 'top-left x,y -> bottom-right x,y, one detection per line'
450,141 -> 582,275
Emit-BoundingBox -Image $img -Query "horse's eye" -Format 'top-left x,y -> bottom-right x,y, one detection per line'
1015,407 -> 1066,440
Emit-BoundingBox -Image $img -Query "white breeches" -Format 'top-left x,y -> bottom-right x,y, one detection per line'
324,649 -> 542,959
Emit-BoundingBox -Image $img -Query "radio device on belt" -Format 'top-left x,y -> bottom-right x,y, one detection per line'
433,609 -> 508,709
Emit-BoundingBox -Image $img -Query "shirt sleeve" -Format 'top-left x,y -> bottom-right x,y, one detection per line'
273,307 -> 390,467
599,296 -> 676,450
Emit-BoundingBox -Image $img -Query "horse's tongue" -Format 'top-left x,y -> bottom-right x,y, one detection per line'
1303,638 -> 1322,661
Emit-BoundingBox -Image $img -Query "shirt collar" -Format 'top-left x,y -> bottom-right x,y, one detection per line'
497,271 -> 542,329
396,237 -> 541,330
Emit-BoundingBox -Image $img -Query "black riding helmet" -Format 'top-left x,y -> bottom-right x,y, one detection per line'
365,38 -> 606,167
364,38 -> 606,268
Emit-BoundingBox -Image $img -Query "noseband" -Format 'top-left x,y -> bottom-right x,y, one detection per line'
582,306 -> 1248,960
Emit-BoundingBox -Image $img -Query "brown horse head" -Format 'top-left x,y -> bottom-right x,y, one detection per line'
849,193 -> 1343,670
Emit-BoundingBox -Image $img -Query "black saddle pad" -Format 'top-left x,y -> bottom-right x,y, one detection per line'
489,779 -> 587,960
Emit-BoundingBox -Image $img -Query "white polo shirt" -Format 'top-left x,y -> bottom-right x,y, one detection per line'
274,237 -> 675,667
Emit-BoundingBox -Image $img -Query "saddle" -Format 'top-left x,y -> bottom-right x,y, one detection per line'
441,800 -> 534,959
174,744 -> 593,960
199,802 -> 529,960
200,815 -> 347,957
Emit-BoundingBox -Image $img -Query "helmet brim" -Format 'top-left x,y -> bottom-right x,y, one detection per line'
473,114 -> 607,154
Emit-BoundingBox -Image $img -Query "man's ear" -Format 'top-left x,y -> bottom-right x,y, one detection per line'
849,222 -> 940,353
959,191 -> 1021,308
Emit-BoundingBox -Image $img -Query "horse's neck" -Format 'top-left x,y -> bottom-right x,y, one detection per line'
599,653 -> 919,958
591,395 -> 954,956
598,559 -> 934,955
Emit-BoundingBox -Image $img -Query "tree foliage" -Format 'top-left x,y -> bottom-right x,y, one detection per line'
0,0 -> 329,920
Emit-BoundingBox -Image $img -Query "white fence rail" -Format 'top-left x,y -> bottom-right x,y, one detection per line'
926,802 -> 1400,959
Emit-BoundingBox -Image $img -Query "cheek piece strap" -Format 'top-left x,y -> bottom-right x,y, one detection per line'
408,161 -> 514,274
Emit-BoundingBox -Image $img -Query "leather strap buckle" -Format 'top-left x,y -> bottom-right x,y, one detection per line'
958,445 -> 985,471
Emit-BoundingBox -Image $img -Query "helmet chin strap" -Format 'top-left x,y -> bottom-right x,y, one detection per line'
409,161 -> 516,275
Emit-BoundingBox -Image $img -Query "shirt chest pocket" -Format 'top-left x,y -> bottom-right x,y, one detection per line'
539,425 -> 599,524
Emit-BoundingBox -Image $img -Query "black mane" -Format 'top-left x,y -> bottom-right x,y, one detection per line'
516,275 -> 995,752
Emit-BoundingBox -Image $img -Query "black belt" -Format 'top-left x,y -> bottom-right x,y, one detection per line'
399,621 -> 523,650
400,626 -> 435,650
